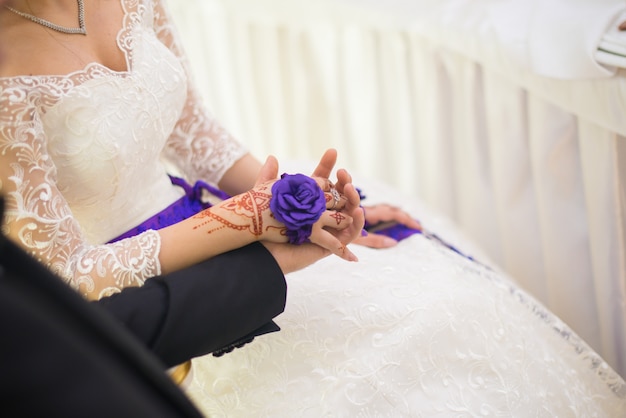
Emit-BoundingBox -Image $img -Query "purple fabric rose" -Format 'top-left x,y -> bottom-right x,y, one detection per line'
270,173 -> 326,245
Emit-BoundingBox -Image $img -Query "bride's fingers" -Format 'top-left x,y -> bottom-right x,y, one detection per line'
328,195 -> 349,210
324,190 -> 347,210
317,169 -> 352,194
312,173 -> 361,213
364,204 -> 422,231
313,176 -> 345,211
313,209 -> 363,260
310,227 -> 358,262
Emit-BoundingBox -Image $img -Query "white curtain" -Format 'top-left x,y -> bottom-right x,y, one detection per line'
166,0 -> 626,377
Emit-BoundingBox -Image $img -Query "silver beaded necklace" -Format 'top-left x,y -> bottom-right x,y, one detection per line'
4,0 -> 86,35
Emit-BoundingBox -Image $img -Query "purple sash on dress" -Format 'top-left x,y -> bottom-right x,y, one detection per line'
366,217 -> 490,269
108,176 -> 231,243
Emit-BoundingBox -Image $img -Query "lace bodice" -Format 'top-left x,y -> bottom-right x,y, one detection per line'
0,0 -> 247,298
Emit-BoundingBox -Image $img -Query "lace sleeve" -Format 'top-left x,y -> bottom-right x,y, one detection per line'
0,88 -> 162,300
151,0 -> 248,185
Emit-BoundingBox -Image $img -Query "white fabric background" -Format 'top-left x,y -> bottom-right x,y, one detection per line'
166,0 -> 626,377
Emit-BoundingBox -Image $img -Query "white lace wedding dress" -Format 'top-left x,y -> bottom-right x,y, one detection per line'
1,0 -> 624,416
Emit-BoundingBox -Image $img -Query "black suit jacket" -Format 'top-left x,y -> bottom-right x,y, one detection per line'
0,196 -> 287,417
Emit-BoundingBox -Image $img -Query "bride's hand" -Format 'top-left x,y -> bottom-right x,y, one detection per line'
355,204 -> 422,248
308,150 -> 364,260
262,181 -> 365,272
308,182 -> 364,262
252,155 -> 361,259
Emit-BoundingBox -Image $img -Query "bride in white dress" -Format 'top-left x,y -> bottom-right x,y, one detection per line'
0,0 -> 624,416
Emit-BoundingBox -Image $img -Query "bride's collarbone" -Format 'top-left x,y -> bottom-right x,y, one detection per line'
1,33 -> 127,77
0,8 -> 127,77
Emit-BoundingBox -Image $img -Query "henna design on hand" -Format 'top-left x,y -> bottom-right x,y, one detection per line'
330,211 -> 346,225
192,184 -> 280,238
191,210 -> 249,234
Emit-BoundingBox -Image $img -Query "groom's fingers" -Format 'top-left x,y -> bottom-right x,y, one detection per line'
334,168 -> 352,194
342,183 -> 361,213
254,155 -> 279,186
311,148 -> 338,179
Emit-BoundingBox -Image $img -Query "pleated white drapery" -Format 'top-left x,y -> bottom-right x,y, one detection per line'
166,0 -> 626,377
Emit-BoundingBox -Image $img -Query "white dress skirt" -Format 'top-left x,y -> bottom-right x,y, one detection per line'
185,176 -> 626,417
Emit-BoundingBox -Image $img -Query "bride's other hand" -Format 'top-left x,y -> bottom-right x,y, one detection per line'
355,204 -> 422,248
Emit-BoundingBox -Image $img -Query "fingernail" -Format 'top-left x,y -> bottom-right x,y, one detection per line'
361,229 -> 368,236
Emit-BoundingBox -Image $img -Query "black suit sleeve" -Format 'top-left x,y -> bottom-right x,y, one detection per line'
0,204 -> 204,417
96,242 -> 287,367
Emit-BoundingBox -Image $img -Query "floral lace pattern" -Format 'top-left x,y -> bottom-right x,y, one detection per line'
0,0 -> 247,298
187,220 -> 626,417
